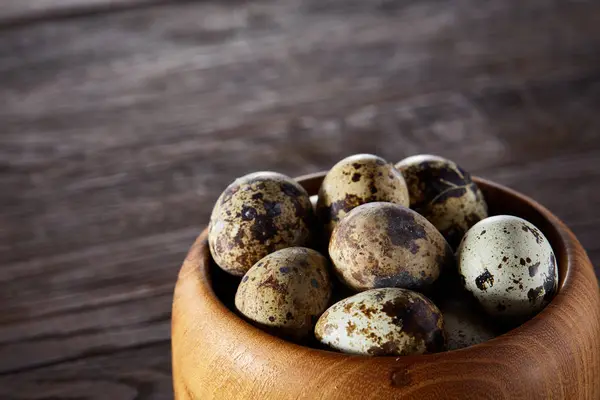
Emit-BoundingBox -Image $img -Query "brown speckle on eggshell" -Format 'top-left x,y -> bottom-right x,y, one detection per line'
395,155 -> 488,248
235,247 -> 332,340
457,215 -> 558,319
209,172 -> 313,276
315,288 -> 446,356
317,154 -> 409,240
329,202 -> 454,292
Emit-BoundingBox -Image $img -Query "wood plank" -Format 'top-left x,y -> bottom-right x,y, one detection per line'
2,0 -> 599,264
0,344 -> 172,400
0,0 -> 175,28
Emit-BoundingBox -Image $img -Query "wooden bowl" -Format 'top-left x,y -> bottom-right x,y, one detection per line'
172,173 -> 600,399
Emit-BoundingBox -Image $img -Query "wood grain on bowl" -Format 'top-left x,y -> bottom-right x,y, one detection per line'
171,173 -> 600,400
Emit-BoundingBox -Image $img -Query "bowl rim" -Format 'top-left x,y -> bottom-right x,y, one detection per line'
172,172 -> 600,399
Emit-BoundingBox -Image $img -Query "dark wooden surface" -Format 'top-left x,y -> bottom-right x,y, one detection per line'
0,0 -> 599,398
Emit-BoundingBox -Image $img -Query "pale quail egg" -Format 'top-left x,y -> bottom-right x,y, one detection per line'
457,215 -> 558,318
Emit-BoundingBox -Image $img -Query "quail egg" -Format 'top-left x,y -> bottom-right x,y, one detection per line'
438,295 -> 497,350
235,247 -> 332,340
329,202 -> 454,292
317,154 -> 409,239
457,215 -> 558,318
315,288 -> 446,356
209,172 -> 313,276
396,154 -> 488,248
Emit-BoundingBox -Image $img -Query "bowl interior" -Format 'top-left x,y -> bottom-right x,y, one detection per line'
207,173 -> 567,348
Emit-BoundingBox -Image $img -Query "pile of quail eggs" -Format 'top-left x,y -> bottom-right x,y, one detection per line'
208,154 -> 558,356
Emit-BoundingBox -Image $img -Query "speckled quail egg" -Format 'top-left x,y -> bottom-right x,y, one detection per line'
438,295 -> 497,350
235,247 -> 332,340
209,172 -> 313,276
457,215 -> 558,318
395,154 -> 488,248
315,288 -> 446,356
329,202 -> 454,292
317,154 -> 409,239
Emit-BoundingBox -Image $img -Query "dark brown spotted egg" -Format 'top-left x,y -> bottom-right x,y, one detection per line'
235,247 -> 332,340
395,154 -> 488,248
315,288 -> 446,356
317,154 -> 409,240
457,215 -> 558,318
209,172 -> 313,276
329,202 -> 454,292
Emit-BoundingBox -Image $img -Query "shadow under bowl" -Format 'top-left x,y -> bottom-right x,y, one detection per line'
172,173 -> 600,400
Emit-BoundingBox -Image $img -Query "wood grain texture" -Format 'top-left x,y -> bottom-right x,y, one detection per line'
1,0 -> 600,398
0,344 -> 172,400
172,175 -> 600,400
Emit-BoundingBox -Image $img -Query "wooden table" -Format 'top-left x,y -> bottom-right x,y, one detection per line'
1,1 -> 599,398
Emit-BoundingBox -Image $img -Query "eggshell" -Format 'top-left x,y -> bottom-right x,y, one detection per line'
396,154 -> 488,247
235,247 -> 332,340
422,183 -> 488,248
457,215 -> 558,318
315,288 -> 446,356
329,202 -> 454,291
438,295 -> 497,350
209,171 -> 313,276
317,154 -> 409,239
